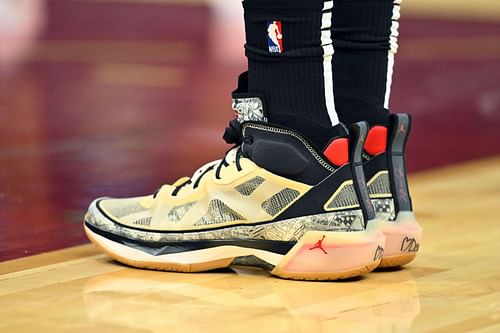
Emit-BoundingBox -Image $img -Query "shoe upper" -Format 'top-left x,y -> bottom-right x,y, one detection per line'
88,120 -> 371,237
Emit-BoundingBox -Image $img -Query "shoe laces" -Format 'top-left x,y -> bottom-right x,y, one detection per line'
154,120 -> 252,198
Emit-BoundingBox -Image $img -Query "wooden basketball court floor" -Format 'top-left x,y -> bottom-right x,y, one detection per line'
1,156 -> 499,333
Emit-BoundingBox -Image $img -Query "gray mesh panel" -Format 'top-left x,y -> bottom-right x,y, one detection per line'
368,173 -> 391,196
133,217 -> 152,226
235,176 -> 265,196
195,199 -> 244,226
261,189 -> 300,216
168,202 -> 195,222
332,212 -> 362,231
326,183 -> 359,210
372,198 -> 396,220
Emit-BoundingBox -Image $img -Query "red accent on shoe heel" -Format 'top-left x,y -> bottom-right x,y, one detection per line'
365,126 -> 388,156
323,138 -> 349,167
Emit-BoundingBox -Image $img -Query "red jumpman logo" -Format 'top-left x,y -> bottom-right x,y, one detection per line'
399,124 -> 405,133
309,235 -> 328,254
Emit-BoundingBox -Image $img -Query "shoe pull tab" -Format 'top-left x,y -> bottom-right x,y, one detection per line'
388,113 -> 413,212
349,121 -> 376,224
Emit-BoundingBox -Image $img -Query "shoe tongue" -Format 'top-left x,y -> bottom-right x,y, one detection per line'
222,93 -> 267,145
231,71 -> 268,123
232,95 -> 268,123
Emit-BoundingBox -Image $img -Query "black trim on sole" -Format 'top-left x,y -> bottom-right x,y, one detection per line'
85,222 -> 296,256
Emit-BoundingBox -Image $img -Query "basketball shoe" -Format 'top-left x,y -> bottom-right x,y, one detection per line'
84,97 -> 385,281
363,113 -> 422,268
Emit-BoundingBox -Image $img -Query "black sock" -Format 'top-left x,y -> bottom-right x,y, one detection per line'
331,0 -> 398,126
242,0 -> 399,131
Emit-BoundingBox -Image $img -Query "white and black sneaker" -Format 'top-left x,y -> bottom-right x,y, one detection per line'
84,91 -> 385,280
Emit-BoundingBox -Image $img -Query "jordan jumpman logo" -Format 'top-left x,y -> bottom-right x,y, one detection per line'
309,235 -> 328,254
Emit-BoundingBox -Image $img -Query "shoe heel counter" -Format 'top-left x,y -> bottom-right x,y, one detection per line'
388,113 -> 413,213
349,122 -> 376,224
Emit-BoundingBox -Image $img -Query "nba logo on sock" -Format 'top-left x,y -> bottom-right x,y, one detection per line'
267,21 -> 283,53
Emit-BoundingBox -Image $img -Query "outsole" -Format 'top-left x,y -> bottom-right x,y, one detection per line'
378,253 -> 416,268
86,226 -> 237,273
272,261 -> 380,281
85,224 -> 385,281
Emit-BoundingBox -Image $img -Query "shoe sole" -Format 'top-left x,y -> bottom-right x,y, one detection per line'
378,253 -> 417,268
376,215 -> 422,268
84,223 -> 385,281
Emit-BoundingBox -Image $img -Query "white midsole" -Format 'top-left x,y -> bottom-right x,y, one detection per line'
86,226 -> 284,266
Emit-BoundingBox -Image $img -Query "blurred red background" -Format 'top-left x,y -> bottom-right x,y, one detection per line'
1,0 -> 499,260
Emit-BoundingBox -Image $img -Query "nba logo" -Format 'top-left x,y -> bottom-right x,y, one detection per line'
267,21 -> 283,53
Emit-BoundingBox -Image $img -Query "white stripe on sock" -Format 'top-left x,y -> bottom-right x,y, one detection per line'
384,1 -> 401,109
321,1 -> 339,125
321,11 -> 332,30
384,52 -> 395,109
